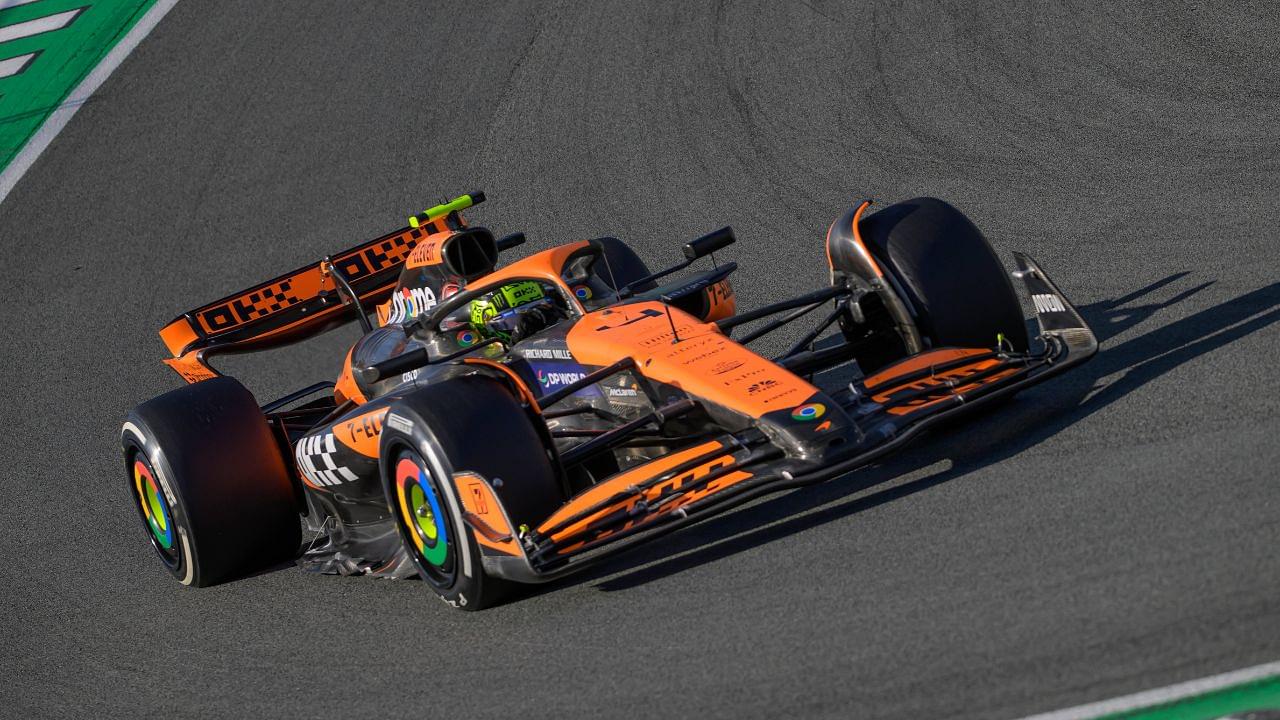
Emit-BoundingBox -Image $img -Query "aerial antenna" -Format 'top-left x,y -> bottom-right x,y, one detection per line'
599,246 -> 619,293
660,294 -> 682,344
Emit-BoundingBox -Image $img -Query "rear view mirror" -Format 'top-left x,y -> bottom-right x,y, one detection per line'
496,232 -> 526,251
683,226 -> 736,260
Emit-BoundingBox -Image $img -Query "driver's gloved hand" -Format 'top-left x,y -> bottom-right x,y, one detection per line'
509,306 -> 555,343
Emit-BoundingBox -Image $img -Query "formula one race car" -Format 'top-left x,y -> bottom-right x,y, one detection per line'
122,191 -> 1096,609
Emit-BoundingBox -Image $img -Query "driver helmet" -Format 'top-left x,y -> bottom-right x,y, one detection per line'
468,280 -> 551,342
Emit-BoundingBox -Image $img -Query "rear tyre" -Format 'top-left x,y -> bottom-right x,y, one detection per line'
381,375 -> 562,610
121,377 -> 301,587
854,197 -> 1029,371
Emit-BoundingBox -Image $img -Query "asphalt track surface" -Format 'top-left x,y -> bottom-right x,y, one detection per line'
2,2 -> 1277,718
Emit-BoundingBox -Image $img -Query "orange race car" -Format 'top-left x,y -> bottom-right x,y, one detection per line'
122,191 -> 1097,609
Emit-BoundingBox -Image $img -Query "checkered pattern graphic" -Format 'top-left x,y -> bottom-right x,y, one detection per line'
196,229 -> 415,334
294,433 -> 358,487
252,281 -> 298,313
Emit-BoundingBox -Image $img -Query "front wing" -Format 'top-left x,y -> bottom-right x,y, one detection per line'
451,253 -> 1097,583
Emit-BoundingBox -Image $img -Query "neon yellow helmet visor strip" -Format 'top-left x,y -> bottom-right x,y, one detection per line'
408,191 -> 485,228
469,281 -> 546,329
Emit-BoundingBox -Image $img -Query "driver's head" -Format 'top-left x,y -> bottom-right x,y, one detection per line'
469,280 -> 550,342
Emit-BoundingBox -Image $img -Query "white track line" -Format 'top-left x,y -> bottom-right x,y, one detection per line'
0,7 -> 81,43
0,0 -> 44,11
0,0 -> 180,205
0,51 -> 35,77
1019,660 -> 1280,720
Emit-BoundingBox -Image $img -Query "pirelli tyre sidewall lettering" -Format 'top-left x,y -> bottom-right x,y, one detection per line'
121,422 -> 197,586
378,409 -> 478,607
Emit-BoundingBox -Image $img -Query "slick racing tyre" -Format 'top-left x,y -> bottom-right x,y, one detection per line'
380,375 -> 562,610
121,377 -> 302,587
854,197 -> 1029,370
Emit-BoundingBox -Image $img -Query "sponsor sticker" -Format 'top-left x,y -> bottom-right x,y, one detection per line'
711,359 -> 745,375
456,329 -> 479,347
536,368 -> 588,388
747,378 -> 780,395
790,403 -> 826,422
1032,293 -> 1066,313
523,347 -> 574,360
573,285 -> 593,301
530,362 -> 600,397
386,285 -> 438,324
407,237 -> 445,268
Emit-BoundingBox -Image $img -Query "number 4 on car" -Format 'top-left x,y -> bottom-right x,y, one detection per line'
121,191 -> 1096,610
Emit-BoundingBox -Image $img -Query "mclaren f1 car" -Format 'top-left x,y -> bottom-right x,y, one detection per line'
122,191 -> 1097,609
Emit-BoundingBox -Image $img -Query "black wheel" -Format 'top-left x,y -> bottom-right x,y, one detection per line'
380,375 -> 563,610
855,197 -> 1029,369
593,236 -> 655,293
121,377 -> 302,587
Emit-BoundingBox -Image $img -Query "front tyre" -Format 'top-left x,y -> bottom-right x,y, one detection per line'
386,446 -> 497,608
381,375 -> 562,610
861,197 -> 1029,353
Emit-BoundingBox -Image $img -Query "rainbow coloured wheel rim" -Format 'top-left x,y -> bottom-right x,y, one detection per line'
131,454 -> 179,567
394,452 -> 455,587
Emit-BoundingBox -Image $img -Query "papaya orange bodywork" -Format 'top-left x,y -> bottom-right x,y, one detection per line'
404,229 -> 454,269
865,349 -> 1020,416
537,440 -> 754,547
862,347 -> 992,389
456,472 -> 522,556
162,351 -> 218,384
334,347 -> 367,405
333,406 -> 387,457
539,441 -> 724,534
566,302 -> 817,419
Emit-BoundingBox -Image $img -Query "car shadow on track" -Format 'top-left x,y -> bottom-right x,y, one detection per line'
525,273 -> 1280,596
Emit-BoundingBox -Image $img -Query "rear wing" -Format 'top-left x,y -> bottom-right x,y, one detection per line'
159,193 -> 485,383
158,225 -> 418,382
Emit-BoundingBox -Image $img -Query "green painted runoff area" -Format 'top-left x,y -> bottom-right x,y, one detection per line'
0,0 -> 158,169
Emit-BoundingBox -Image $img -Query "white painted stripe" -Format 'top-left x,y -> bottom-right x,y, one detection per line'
0,51 -> 35,77
0,0 -> 180,204
337,466 -> 358,483
1019,660 -> 1280,720
0,7 -> 80,43
0,0 -> 43,11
